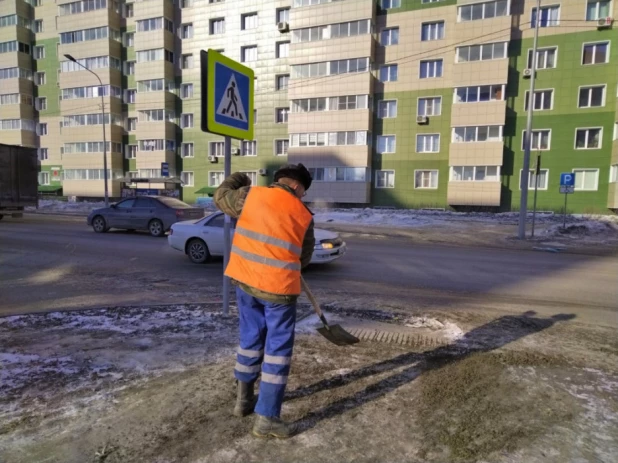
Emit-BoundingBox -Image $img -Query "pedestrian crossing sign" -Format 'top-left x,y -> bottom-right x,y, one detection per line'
201,49 -> 254,140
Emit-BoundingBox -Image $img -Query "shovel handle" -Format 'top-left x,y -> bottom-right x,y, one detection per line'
300,276 -> 329,329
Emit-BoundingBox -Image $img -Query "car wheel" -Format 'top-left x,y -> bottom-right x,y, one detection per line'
148,219 -> 165,237
92,215 -> 108,233
187,238 -> 210,264
0,214 -> 4,221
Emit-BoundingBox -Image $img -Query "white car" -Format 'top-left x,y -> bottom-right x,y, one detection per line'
168,211 -> 347,264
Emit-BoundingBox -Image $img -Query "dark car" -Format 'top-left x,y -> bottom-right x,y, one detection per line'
87,196 -> 205,237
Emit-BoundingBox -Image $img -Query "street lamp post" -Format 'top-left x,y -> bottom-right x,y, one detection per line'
64,54 -> 109,207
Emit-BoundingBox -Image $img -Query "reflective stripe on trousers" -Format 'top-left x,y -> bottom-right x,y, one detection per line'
234,286 -> 296,418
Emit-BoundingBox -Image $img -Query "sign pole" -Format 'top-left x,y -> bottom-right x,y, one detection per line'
531,152 -> 541,238
563,191 -> 568,229
222,136 -> 232,316
518,0 -> 542,240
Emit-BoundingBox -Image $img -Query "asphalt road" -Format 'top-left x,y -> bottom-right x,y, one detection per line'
1,214 -> 617,325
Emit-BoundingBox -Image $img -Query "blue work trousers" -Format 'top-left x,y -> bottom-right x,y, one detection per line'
234,286 -> 296,418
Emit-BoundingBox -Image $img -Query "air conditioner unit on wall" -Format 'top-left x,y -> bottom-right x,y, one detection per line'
232,148 -> 240,155
416,116 -> 428,125
258,168 -> 267,176
523,68 -> 533,78
207,155 -> 217,163
277,22 -> 289,33
597,17 -> 613,28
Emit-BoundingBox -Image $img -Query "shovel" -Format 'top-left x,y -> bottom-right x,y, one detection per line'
300,276 -> 359,346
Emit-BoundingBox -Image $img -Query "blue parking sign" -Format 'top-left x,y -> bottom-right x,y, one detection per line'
161,162 -> 169,177
560,173 -> 575,187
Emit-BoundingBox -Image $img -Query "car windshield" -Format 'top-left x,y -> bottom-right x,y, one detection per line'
156,197 -> 192,209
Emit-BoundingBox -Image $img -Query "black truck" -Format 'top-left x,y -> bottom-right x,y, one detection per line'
0,143 -> 38,220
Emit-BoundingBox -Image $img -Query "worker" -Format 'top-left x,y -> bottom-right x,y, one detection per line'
214,164 -> 315,439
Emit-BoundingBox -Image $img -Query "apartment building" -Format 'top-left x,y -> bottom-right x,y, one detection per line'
1,0 -> 616,213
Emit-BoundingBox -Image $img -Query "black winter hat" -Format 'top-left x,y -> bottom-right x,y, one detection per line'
274,163 -> 313,191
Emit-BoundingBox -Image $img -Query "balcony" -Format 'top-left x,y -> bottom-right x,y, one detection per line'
447,181 -> 501,207
289,34 -> 375,66
288,145 -> 372,167
59,68 -> 122,91
133,0 -> 175,22
56,8 -> 120,32
449,142 -> 504,166
59,39 -> 121,65
452,60 -> 509,87
289,71 -> 373,99
134,60 -> 175,81
451,100 -> 507,127
288,109 -> 372,134
0,129 -> 36,147
290,0 -> 375,28
305,181 -> 371,204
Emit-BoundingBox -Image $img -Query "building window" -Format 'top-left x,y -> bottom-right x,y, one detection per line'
37,123 -> 48,135
125,61 -> 135,75
34,20 -> 43,33
210,18 -> 225,35
377,135 -> 396,154
276,74 -> 289,90
242,140 -> 257,156
457,42 -> 507,62
381,28 -> 399,46
382,0 -> 401,9
242,13 -> 258,30
456,84 -> 504,103
126,145 -> 137,159
524,89 -> 554,111
181,143 -> 194,158
125,89 -> 136,103
181,84 -> 193,99
33,46 -> 45,59
181,23 -> 194,39
522,129 -> 551,150
610,164 -> 618,183
181,171 -> 194,187
38,148 -> 48,161
276,41 -> 289,58
458,1 -> 509,22
275,139 -> 289,156
451,166 -> 500,181
275,108 -> 289,123
520,169 -> 549,190
181,54 -> 193,69
583,42 -> 609,65
421,21 -> 444,41
241,46 -> 257,62
181,113 -> 194,129
415,170 -> 438,189
127,117 -> 137,131
416,134 -> 440,153
575,128 -> 602,149
379,64 -> 398,82
277,8 -> 290,24
378,100 -> 397,118
124,3 -> 133,18
579,85 -> 605,108
376,170 -> 395,188
254,109 -> 257,123
532,5 -> 560,27
181,0 -> 193,7
573,169 -> 599,191
528,47 -> 557,69
125,32 -> 134,47
35,97 -> 47,110
420,60 -> 443,78
586,1 -> 611,21
210,141 -> 224,157
290,131 -> 368,147
418,97 -> 442,116
39,171 -> 50,184
209,171 -> 224,187
35,72 -> 46,85
453,126 -> 502,143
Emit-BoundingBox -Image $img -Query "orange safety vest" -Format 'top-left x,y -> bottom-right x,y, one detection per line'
225,186 -> 313,296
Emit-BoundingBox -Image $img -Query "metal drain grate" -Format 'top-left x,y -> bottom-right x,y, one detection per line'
347,328 -> 450,348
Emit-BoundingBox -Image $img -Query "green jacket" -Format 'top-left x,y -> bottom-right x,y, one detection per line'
213,172 -> 316,304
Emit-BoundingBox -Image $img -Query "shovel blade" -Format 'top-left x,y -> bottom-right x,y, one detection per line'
317,324 -> 360,346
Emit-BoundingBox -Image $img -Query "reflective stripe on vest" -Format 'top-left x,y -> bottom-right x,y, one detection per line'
225,186 -> 312,296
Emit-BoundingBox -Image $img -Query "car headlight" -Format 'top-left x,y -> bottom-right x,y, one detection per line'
314,243 -> 334,250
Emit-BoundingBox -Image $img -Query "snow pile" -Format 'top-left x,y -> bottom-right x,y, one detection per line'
540,216 -> 618,242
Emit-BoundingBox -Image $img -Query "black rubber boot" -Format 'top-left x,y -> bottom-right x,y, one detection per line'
252,414 -> 298,439
233,380 -> 257,417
